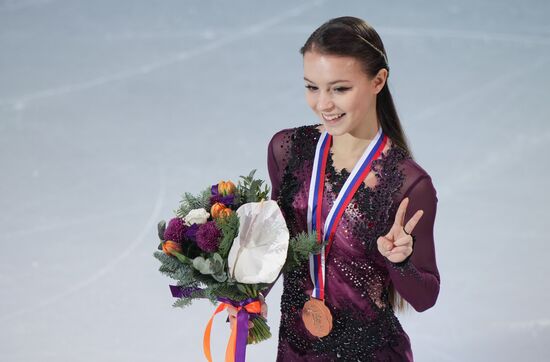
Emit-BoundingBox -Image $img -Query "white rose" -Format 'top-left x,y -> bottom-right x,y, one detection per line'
183,208 -> 210,225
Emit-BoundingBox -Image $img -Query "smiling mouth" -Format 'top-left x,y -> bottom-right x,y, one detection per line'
322,113 -> 346,122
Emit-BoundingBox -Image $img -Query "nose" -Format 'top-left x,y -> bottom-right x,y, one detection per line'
317,91 -> 334,112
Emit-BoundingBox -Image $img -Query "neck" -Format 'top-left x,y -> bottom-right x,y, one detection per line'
331,114 -> 380,155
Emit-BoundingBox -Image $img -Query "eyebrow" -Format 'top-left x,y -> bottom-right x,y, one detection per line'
303,77 -> 351,85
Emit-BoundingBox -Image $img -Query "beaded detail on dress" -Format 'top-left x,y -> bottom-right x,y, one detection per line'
274,124 -> 414,361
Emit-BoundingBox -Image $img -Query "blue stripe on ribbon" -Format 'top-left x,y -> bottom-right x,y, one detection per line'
311,133 -> 330,299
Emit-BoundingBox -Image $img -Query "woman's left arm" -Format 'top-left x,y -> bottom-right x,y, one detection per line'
379,175 -> 440,312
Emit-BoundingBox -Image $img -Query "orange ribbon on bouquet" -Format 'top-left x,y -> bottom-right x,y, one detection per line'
203,297 -> 262,362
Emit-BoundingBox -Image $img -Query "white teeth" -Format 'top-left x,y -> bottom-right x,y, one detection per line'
323,113 -> 344,121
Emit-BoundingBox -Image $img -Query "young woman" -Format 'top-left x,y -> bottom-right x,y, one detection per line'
230,16 -> 440,361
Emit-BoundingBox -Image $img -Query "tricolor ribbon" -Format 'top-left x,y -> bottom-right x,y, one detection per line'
307,128 -> 388,300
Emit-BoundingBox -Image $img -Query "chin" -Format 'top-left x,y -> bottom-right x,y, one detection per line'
322,122 -> 349,136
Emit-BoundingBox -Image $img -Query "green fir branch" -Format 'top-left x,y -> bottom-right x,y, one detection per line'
154,251 -> 196,285
172,297 -> 194,309
171,267 -> 199,286
154,251 -> 181,271
284,231 -> 325,272
175,187 -> 212,218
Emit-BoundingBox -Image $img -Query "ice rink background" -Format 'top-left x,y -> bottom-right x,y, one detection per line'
1,0 -> 549,361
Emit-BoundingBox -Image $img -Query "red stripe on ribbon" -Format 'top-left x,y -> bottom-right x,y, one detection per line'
325,135 -> 388,256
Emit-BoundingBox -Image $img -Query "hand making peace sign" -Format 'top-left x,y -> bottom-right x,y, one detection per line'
377,197 -> 424,264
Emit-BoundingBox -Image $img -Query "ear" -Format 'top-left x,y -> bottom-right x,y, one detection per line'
371,68 -> 388,95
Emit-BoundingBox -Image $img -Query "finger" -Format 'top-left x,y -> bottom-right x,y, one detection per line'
227,305 -> 238,317
248,320 -> 254,329
377,236 -> 394,252
404,209 -> 424,234
393,235 -> 413,247
388,245 -> 412,257
377,236 -> 394,257
261,301 -> 268,319
394,198 -> 409,228
387,252 -> 411,264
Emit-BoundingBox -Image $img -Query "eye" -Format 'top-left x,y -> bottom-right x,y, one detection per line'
334,87 -> 351,93
305,85 -> 318,91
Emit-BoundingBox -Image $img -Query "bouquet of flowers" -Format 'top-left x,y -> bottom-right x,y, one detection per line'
154,170 -> 321,361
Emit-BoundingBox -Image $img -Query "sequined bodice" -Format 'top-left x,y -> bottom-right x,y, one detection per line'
267,124 -> 440,361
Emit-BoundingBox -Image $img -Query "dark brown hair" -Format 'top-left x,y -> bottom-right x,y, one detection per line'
300,16 -> 412,157
301,16 -> 411,312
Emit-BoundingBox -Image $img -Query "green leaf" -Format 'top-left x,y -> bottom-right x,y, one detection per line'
236,169 -> 270,204
172,251 -> 193,265
157,220 -> 166,241
192,256 -> 212,274
212,272 -> 228,282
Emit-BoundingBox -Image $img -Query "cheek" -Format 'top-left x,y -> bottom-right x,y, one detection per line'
305,92 -> 317,111
347,93 -> 371,114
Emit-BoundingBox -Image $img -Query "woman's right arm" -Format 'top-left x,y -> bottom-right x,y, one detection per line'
262,128 -> 294,299
226,129 -> 293,324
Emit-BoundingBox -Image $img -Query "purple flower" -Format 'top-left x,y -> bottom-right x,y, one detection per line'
210,183 -> 235,206
196,221 -> 221,253
185,223 -> 200,241
210,193 -> 235,206
164,218 -> 187,243
211,184 -> 219,196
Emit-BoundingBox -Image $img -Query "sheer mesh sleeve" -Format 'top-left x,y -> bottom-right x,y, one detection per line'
262,128 -> 295,299
267,128 -> 294,201
384,160 -> 440,312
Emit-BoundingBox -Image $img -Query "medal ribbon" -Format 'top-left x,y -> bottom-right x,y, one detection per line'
307,128 -> 387,300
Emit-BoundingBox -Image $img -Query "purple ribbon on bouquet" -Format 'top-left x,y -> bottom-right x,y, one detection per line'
217,296 -> 261,362
170,285 -> 260,362
170,285 -> 203,298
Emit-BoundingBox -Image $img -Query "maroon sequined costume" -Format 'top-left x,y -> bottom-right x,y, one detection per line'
265,124 -> 440,361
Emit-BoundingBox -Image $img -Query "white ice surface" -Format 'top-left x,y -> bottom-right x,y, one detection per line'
1,0 -> 549,361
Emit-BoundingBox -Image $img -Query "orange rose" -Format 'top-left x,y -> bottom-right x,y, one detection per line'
218,180 -> 236,196
210,202 -> 226,219
162,240 -> 182,256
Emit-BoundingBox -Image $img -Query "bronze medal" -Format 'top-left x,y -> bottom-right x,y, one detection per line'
301,297 -> 333,337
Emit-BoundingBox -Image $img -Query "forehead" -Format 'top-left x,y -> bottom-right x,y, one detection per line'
303,51 -> 365,83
